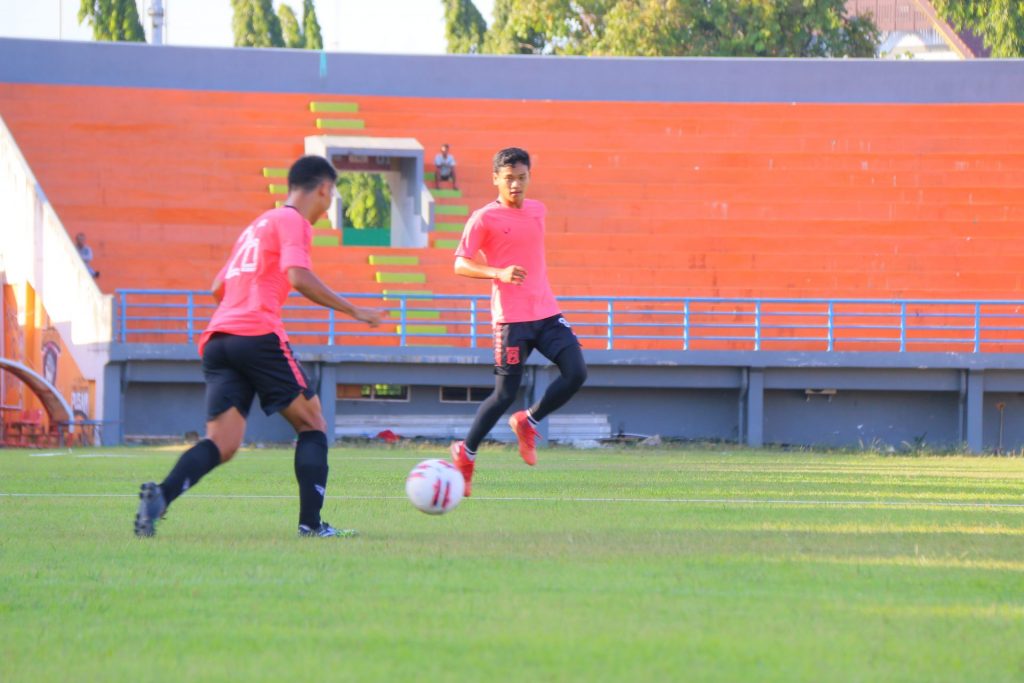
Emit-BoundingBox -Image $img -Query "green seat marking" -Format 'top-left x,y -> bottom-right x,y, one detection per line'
309,102 -> 359,113
369,255 -> 420,266
342,228 -> 390,247
396,324 -> 447,335
262,167 -> 288,178
313,219 -> 333,228
435,205 -> 469,216
268,183 -> 288,194
399,310 -> 442,320
430,189 -> 462,199
312,234 -> 340,247
274,200 -> 286,208
382,290 -> 432,300
423,171 -> 436,181
435,221 -> 464,233
433,239 -> 460,250
376,272 -> 427,284
316,118 -> 366,130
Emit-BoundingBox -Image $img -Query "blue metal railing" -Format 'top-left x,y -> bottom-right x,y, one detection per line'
113,289 -> 1024,352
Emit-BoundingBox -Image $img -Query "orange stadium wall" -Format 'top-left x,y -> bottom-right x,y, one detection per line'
3,39 -> 1024,451
0,85 -> 1023,302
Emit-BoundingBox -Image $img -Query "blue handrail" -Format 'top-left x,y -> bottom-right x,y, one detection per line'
112,289 -> 1024,353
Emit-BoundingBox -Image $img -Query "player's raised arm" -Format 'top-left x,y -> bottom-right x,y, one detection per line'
287,266 -> 383,327
454,255 -> 526,285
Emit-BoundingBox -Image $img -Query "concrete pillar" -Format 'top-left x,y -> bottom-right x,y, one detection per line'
319,363 -> 337,443
745,368 -> 764,448
102,362 -> 124,445
966,369 -> 984,453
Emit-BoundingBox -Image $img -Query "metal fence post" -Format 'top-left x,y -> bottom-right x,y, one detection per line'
606,299 -> 614,350
120,291 -> 129,343
899,302 -> 907,352
754,300 -> 761,351
683,298 -> 689,351
974,302 -> 981,353
827,301 -> 834,352
470,298 -> 478,348
186,292 -> 195,344
327,308 -> 336,346
399,297 -> 408,347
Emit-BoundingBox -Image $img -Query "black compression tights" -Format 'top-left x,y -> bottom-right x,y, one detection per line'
465,344 -> 587,452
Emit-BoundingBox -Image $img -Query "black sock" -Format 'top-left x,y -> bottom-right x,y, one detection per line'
159,439 -> 222,506
294,430 -> 329,529
465,374 -> 522,452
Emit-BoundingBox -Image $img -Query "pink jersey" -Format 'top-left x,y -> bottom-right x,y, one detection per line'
455,198 -> 560,324
198,207 -> 313,355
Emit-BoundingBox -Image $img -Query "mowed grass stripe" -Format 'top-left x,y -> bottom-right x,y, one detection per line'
3,491 -> 1024,509
2,447 -> 1023,682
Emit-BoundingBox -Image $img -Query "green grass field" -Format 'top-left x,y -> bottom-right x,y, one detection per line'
2,444 -> 1023,682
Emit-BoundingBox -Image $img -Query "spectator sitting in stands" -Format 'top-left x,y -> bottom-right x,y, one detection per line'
75,232 -> 99,278
434,143 -> 458,191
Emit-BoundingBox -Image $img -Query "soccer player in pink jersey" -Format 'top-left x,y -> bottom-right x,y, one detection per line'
449,147 -> 587,495
134,156 -> 383,538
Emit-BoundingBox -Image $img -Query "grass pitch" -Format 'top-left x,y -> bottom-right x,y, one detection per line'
1,445 -> 1023,682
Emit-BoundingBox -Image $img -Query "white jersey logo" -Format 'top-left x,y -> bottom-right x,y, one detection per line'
225,220 -> 265,279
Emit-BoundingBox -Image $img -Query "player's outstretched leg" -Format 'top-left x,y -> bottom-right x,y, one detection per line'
293,429 -> 357,538
508,411 -> 539,466
450,374 -> 522,496
134,438 -> 222,537
134,482 -> 167,538
450,441 -> 475,497
511,345 -> 587,465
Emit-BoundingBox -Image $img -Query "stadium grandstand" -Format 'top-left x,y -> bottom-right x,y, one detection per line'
1,37 -> 1023,450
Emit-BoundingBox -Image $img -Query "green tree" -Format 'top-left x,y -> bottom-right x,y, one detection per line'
302,0 -> 324,50
473,0 -> 877,58
278,4 -> 304,48
932,0 -> 1024,57
442,0 -> 488,54
337,175 -> 392,230
78,0 -> 146,42
231,0 -> 284,48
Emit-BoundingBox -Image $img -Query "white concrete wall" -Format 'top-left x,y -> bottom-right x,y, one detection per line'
0,115 -> 113,419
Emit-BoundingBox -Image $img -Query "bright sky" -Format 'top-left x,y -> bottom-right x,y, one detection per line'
0,0 -> 496,54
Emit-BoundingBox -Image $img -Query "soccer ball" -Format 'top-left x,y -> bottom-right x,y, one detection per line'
405,459 -> 465,515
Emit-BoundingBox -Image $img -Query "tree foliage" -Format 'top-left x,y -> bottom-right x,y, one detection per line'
231,0 -> 284,48
77,0 -> 146,42
452,0 -> 878,58
932,0 -> 1024,57
302,0 -> 324,50
278,4 -> 303,48
337,175 -> 392,230
443,0 -> 489,54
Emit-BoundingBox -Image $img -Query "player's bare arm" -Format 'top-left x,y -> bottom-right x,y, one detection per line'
454,255 -> 526,285
210,275 -> 225,304
288,266 -> 384,326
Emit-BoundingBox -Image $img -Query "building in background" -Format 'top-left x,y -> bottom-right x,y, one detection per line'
848,0 -> 989,59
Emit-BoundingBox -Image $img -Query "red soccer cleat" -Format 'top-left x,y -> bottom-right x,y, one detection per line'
449,441 -> 475,497
508,411 -> 538,466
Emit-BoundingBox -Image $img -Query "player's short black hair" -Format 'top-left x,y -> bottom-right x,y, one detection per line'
288,155 -> 338,192
493,147 -> 531,172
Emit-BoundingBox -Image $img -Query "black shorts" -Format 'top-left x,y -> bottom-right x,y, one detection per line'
492,313 -> 580,376
202,332 -> 316,420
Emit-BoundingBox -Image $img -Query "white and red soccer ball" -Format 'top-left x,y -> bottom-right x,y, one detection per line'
405,458 -> 465,515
